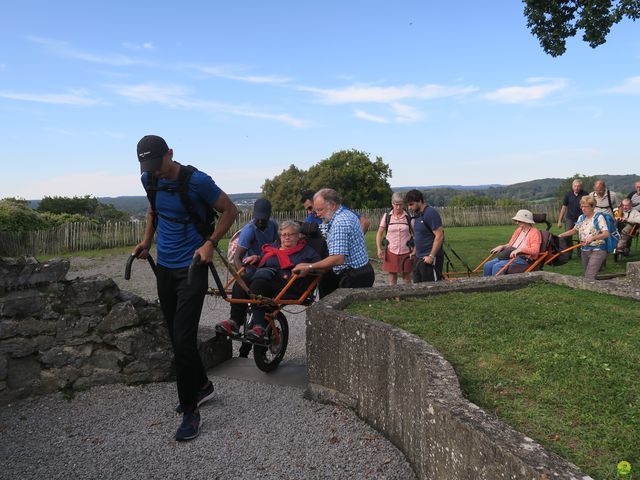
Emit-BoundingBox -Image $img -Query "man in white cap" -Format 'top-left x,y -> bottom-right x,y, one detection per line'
133,135 -> 237,442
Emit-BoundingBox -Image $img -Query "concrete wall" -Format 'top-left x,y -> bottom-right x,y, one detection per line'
306,269 -> 640,480
0,257 -> 231,404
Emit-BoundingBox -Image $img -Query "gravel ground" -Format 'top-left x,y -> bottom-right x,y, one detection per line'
0,253 -> 415,480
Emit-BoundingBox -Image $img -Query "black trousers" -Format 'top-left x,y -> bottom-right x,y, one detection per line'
412,254 -> 444,283
319,262 -> 375,298
156,263 -> 209,414
230,274 -> 312,324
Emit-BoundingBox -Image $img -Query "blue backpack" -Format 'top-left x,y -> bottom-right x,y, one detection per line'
593,212 -> 620,253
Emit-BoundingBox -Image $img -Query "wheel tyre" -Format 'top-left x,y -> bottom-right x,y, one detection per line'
254,312 -> 288,373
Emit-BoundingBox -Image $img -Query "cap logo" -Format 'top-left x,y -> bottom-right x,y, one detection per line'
138,151 -> 152,159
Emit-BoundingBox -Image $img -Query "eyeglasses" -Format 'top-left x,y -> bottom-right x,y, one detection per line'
279,232 -> 298,237
392,203 -> 404,206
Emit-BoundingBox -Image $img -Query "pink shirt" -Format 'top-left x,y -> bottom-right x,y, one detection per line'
379,212 -> 412,255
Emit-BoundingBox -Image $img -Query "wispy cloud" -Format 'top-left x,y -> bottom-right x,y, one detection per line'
303,82 -> 478,104
354,110 -> 388,123
193,65 -> 292,85
391,102 -> 424,123
122,41 -> 154,51
484,77 -> 568,104
608,76 -> 640,94
28,36 -> 137,66
0,89 -> 102,106
110,83 -> 309,127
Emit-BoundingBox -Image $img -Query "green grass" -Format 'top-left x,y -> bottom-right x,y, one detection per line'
365,225 -> 637,277
348,283 -> 640,479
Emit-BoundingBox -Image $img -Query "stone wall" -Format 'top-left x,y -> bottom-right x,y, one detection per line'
306,267 -> 640,480
0,257 -> 231,404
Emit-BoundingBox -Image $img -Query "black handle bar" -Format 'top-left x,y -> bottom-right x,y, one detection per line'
188,254 -> 228,299
124,253 -> 157,280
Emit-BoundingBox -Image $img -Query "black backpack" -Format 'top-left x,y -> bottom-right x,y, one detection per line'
144,163 -> 218,240
383,210 -> 415,249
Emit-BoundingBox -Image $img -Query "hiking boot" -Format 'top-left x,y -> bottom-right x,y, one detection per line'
175,381 -> 215,414
215,319 -> 239,336
246,326 -> 265,341
175,411 -> 201,442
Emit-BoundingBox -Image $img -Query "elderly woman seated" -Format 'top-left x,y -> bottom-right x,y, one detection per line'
215,220 -> 321,340
483,209 -> 541,276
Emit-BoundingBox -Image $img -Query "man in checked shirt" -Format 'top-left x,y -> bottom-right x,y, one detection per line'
293,188 -> 374,297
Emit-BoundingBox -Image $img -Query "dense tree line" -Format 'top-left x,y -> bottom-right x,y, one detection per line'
0,196 -> 129,232
262,149 -> 393,210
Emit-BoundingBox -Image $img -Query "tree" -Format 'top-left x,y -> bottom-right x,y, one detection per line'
38,195 -> 99,216
306,150 -> 392,209
448,195 -> 493,207
261,150 -> 393,211
37,195 -> 128,222
261,165 -> 308,211
524,0 -> 640,57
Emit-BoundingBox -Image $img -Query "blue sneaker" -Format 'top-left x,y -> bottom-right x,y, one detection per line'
175,411 -> 201,442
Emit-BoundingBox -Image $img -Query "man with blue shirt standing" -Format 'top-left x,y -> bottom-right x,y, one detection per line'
133,135 -> 237,442
405,189 -> 444,282
293,188 -> 374,297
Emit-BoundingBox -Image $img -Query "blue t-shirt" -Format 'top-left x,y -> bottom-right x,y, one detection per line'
141,169 -> 221,269
304,212 -> 322,224
413,206 -> 444,259
237,219 -> 279,257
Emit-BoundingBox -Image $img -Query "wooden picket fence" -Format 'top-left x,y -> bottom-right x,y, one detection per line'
0,202 -> 557,257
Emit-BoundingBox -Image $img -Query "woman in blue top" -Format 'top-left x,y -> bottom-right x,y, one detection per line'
216,220 -> 321,339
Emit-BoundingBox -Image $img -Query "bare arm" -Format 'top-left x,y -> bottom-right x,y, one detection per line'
423,227 -> 444,264
132,205 -> 155,259
376,226 -> 385,259
292,254 -> 345,277
359,215 -> 371,234
194,191 -> 238,264
557,205 -> 567,228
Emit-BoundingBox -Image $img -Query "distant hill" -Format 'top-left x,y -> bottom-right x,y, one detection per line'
24,174 -> 638,213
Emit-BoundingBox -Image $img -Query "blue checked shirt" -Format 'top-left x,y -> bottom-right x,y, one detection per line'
326,206 -> 369,273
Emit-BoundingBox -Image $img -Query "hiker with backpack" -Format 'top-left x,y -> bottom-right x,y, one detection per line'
558,195 -> 611,280
404,189 -> 445,282
591,180 -> 618,217
133,135 -> 238,441
376,192 -> 413,285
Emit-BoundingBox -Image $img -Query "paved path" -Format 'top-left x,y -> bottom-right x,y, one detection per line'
0,254 -> 416,479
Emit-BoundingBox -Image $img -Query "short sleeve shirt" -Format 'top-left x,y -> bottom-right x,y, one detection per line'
575,213 -> 608,250
378,211 -> 412,255
237,219 -> 279,257
326,206 -> 369,273
562,189 -> 588,222
413,206 -> 444,259
141,169 -> 221,269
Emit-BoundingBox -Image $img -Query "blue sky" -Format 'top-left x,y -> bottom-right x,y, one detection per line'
1,1 -> 638,199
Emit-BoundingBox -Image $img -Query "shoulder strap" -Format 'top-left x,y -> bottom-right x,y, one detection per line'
607,190 -> 614,211
177,164 -> 210,240
384,211 -> 391,230
144,173 -> 158,229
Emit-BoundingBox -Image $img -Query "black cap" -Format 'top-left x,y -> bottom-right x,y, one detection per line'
137,135 -> 169,173
253,198 -> 272,221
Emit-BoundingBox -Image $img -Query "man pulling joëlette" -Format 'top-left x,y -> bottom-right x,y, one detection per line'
133,135 -> 237,442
